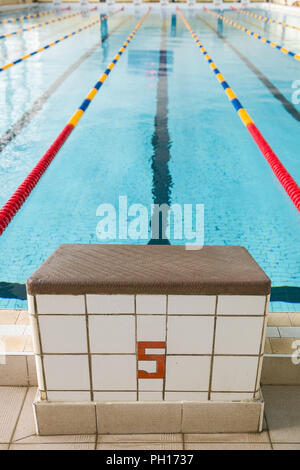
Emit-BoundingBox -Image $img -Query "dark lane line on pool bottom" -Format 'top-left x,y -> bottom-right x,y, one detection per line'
148,17 -> 173,246
0,15 -> 132,154
198,15 -> 300,122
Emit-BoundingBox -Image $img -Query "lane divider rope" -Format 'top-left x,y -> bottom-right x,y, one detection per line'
231,6 -> 300,32
0,8 -> 124,73
0,7 -> 70,24
0,8 -> 97,40
0,8 -> 151,235
177,8 -> 300,212
205,8 -> 300,62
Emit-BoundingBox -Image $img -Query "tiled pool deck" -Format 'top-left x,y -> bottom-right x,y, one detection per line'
0,385 -> 299,450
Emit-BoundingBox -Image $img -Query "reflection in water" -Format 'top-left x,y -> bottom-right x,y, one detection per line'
148,18 -> 173,245
217,17 -> 223,35
101,14 -> 109,61
281,15 -> 287,43
101,13 -> 108,40
171,14 -> 177,38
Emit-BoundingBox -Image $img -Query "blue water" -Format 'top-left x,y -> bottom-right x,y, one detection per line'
0,5 -> 299,312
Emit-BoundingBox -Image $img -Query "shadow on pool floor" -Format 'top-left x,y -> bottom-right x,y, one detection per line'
0,283 -> 300,304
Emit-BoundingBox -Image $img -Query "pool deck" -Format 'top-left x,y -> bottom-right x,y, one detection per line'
0,384 -> 299,450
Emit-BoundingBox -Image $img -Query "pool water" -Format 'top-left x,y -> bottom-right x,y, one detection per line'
0,5 -> 299,312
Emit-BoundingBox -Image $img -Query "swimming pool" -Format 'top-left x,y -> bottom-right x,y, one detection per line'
0,4 -> 299,312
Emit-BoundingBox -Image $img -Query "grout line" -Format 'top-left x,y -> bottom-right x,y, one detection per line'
34,296 -> 47,399
264,413 -> 274,450
208,296 -> 218,400
9,386 -> 29,446
33,389 -> 257,393
94,403 -> 98,440
33,352 -> 265,357
84,295 -> 94,401
32,312 -> 270,317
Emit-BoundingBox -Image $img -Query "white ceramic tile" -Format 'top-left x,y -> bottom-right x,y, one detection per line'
47,391 -> 91,401
89,316 -> 135,353
86,295 -> 134,314
138,379 -> 163,391
214,317 -> 264,355
278,327 -> 300,338
27,295 -> 35,315
94,391 -> 137,401
139,392 -> 163,401
23,326 -> 32,335
92,355 -> 136,390
0,355 -> 28,386
260,317 -> 268,355
217,296 -> 266,316
43,355 -> 90,390
210,392 -> 254,401
165,356 -> 211,391
137,315 -> 166,342
165,392 -> 208,401
266,326 -> 280,338
167,316 -> 214,354
136,296 -> 166,314
0,387 -> 27,443
168,295 -> 215,315
0,325 -> 26,335
36,295 -> 85,314
138,361 -> 157,374
39,316 -> 87,354
212,356 -> 259,392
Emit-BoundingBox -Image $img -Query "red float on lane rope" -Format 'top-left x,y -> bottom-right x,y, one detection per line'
0,123 -> 74,235
246,123 -> 300,211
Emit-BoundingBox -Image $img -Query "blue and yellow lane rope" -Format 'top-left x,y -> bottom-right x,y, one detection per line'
0,8 -> 67,24
205,8 -> 300,62
0,8 -> 123,73
177,8 -> 300,212
0,8 -> 151,236
0,8 -> 96,40
232,6 -> 300,32
67,7 -> 150,129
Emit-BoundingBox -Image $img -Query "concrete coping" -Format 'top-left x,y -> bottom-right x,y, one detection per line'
26,244 -> 271,296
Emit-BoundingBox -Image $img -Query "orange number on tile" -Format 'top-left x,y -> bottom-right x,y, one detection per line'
137,341 -> 166,379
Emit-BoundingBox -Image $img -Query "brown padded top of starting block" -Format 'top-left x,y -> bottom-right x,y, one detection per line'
26,245 -> 270,296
